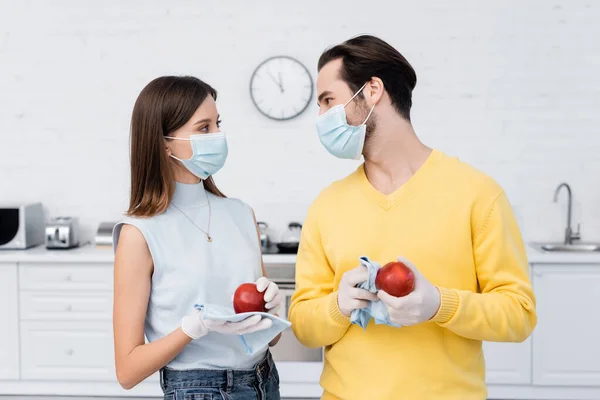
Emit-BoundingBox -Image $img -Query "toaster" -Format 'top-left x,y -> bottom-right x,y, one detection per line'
45,217 -> 80,249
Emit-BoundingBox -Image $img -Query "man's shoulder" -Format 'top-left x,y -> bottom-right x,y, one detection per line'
310,167 -> 361,207
438,151 -> 504,199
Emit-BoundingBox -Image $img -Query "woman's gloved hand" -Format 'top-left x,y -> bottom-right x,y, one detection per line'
181,310 -> 273,339
255,276 -> 284,315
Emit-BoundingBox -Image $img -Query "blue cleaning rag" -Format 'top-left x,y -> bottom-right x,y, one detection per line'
350,256 -> 402,329
194,303 -> 291,355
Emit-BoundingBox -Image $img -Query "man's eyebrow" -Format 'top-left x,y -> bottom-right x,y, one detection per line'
317,90 -> 333,105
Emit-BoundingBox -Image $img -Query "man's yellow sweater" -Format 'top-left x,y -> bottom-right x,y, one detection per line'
288,149 -> 537,400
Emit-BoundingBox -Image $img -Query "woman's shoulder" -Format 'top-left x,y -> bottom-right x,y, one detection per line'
111,213 -> 166,252
112,215 -> 145,254
115,213 -> 161,230
211,194 -> 254,215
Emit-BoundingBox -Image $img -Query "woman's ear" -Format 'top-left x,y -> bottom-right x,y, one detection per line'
164,138 -> 173,157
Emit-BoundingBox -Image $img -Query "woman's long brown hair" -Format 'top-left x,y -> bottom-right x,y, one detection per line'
127,76 -> 225,217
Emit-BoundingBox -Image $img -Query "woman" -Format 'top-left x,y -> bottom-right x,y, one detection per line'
112,76 -> 283,400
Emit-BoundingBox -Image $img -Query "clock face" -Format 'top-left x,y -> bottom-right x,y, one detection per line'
250,56 -> 314,121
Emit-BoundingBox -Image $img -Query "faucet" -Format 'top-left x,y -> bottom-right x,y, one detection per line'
553,182 -> 581,244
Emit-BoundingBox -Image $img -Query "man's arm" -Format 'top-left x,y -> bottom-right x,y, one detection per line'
432,191 -> 537,342
288,204 -> 351,348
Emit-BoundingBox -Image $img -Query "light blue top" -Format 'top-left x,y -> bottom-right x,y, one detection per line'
112,181 -> 267,370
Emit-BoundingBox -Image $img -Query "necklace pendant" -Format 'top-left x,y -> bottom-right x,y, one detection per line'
207,235 -> 212,242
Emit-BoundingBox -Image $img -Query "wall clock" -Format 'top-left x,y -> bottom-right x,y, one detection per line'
249,55 -> 314,121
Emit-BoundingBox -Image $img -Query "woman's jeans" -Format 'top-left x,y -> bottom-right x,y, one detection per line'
160,351 -> 280,400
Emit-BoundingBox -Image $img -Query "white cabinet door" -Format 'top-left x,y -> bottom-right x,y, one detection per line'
483,338 -> 532,384
19,263 -> 113,291
20,321 -> 115,381
0,264 -> 20,379
532,264 -> 600,386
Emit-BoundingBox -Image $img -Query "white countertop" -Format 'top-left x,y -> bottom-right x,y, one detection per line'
0,244 -> 298,264
0,243 -> 599,264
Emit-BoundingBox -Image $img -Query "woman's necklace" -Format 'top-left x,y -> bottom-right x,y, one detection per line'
171,193 -> 212,242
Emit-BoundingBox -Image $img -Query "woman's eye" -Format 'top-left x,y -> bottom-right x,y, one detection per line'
199,125 -> 209,132
216,119 -> 222,127
325,98 -> 333,105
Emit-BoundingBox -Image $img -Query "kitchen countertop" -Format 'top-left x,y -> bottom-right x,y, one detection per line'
1,243 -> 600,264
0,245 -> 298,264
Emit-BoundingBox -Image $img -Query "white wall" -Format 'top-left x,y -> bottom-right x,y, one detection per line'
1,0 -> 599,244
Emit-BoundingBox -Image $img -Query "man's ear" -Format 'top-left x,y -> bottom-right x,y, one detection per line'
363,77 -> 385,106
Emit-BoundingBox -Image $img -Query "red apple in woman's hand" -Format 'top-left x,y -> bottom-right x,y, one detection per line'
233,283 -> 267,313
375,261 -> 415,297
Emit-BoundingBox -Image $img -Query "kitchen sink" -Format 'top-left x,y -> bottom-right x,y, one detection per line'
535,243 -> 600,252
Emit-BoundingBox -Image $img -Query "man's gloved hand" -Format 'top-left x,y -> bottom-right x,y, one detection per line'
377,256 -> 441,326
337,265 -> 378,317
181,310 -> 273,340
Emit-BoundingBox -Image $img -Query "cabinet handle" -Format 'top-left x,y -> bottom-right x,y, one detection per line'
65,349 -> 74,356
65,275 -> 72,282
65,304 -> 73,312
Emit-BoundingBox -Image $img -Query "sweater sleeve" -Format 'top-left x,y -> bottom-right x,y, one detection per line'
431,191 -> 537,342
288,203 -> 351,348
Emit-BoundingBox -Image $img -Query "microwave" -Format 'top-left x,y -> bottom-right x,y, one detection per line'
0,203 -> 45,249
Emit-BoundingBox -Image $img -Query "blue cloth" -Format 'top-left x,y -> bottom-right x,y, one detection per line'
195,303 -> 291,355
350,256 -> 402,329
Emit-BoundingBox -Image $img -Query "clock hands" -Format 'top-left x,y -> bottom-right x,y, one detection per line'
267,70 -> 284,93
278,71 -> 285,93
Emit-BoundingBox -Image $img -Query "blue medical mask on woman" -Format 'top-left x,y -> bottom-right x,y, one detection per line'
164,132 -> 228,179
315,83 -> 375,160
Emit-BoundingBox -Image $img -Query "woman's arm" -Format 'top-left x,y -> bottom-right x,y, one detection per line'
113,224 -> 192,390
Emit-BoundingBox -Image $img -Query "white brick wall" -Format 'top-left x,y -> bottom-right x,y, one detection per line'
1,0 -> 599,244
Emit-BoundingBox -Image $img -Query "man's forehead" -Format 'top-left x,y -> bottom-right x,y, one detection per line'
317,58 -> 343,91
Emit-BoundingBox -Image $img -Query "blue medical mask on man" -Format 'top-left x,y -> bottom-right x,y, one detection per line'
163,132 -> 228,179
315,82 -> 375,160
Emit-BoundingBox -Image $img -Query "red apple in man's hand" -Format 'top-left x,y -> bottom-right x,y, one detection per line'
375,261 -> 415,297
233,283 -> 267,313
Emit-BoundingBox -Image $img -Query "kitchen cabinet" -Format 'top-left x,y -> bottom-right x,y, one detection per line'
21,321 -> 115,381
0,263 -> 20,380
483,338 -> 532,384
18,262 -> 116,381
1,247 -> 600,399
532,264 -> 600,387
483,265 -> 533,385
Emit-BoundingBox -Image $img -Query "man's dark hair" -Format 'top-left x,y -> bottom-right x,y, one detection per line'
318,35 -> 417,121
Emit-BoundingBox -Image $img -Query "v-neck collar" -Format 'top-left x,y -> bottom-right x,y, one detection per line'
353,149 -> 444,211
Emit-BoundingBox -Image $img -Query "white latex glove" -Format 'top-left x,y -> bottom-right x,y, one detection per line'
377,256 -> 441,326
337,265 -> 379,317
256,276 -> 283,315
181,310 -> 273,340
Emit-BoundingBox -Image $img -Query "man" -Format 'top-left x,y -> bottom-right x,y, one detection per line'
288,35 -> 537,400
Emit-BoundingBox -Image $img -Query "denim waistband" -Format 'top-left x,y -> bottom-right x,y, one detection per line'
160,351 -> 275,391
